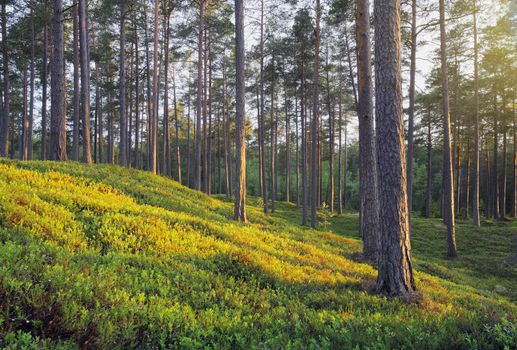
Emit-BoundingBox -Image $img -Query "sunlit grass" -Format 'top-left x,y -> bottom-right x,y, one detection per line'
0,160 -> 515,349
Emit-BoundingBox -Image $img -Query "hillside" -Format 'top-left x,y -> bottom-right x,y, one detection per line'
0,160 -> 515,349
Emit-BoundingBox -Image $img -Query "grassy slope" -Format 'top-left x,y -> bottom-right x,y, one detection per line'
0,160 -> 515,349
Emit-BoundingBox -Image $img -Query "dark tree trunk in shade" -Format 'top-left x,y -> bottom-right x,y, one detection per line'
72,2 -> 80,161
28,6 -> 35,159
50,0 -> 67,161
301,50 -> 308,226
493,104 -> 499,219
374,0 -> 416,297
41,0 -> 49,160
20,70 -> 28,160
310,0 -> 321,229
133,23 -> 140,168
79,0 -> 92,164
472,4 -> 481,225
0,1 -> 9,157
270,56 -> 277,213
233,0 -> 246,222
426,113 -> 432,218
356,0 -> 379,259
284,67 -> 291,203
501,129 -> 507,217
119,3 -> 128,166
512,94 -> 517,217
326,53 -> 334,213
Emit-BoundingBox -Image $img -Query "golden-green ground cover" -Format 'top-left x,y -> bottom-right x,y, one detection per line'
0,160 -> 515,349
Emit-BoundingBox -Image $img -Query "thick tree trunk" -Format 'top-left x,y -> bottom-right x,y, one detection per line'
119,3 -> 128,166
356,0 -> 379,258
50,0 -> 67,161
472,5 -> 481,225
72,2 -> 80,161
439,0 -> 457,257
233,0 -> 246,222
295,89 -> 300,206
41,0 -> 49,160
79,0 -> 92,164
374,0 -> 416,297
311,0 -> 321,228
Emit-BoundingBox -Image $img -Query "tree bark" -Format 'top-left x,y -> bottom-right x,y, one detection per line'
79,0 -> 92,164
356,0 -> 379,259
134,23 -> 140,168
41,0 -> 49,160
162,11 -> 171,176
439,0 -> 457,257
50,0 -> 67,161
28,5 -> 35,160
72,2 -> 80,161
259,0 -> 268,213
406,0 -> 417,227
20,70 -> 28,160
0,0 -> 9,157
233,0 -> 247,222
119,3 -> 128,166
472,4 -> 481,225
426,113 -> 432,218
194,0 -> 205,190
374,0 -> 416,297
173,64 -> 181,183
311,0 -> 321,228
150,0 -> 159,173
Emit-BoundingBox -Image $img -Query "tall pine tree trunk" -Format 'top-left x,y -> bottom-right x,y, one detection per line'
119,3 -> 128,166
472,4 -> 481,225
310,0 -> 321,229
79,0 -> 92,164
194,0 -> 205,189
375,0 -> 416,297
439,0 -> 457,257
356,0 -> 379,258
233,0 -> 246,222
0,0 -> 9,157
41,0 -> 49,160
72,2 -> 80,161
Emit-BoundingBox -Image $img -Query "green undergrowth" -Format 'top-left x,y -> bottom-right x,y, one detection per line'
0,160 -> 515,349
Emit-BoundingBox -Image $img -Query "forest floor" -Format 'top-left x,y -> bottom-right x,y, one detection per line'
0,160 -> 515,349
